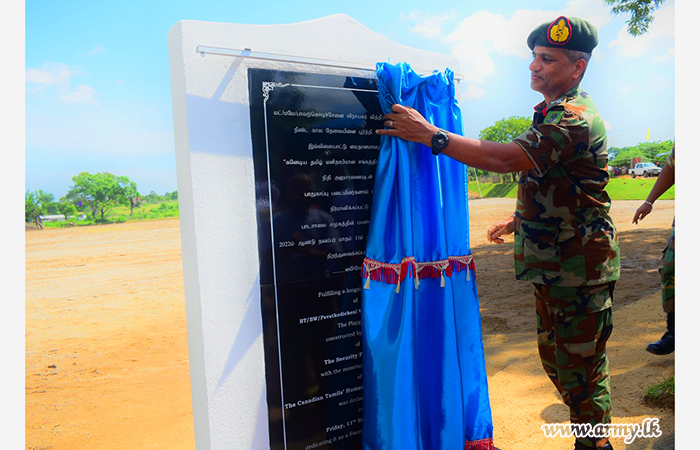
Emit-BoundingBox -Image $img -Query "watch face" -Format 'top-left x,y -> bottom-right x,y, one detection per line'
431,130 -> 449,155
432,130 -> 448,149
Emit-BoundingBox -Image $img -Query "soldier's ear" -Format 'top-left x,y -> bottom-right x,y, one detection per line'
573,59 -> 587,79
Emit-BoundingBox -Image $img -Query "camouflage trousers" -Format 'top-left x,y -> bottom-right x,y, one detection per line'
535,282 -> 615,448
659,219 -> 675,314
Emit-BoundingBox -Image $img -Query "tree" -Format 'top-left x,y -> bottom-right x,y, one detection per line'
25,190 -> 55,229
65,172 -> 139,221
57,200 -> 78,219
143,191 -> 163,204
604,0 -> 666,36
609,140 -> 673,168
479,116 -> 531,144
479,116 -> 531,183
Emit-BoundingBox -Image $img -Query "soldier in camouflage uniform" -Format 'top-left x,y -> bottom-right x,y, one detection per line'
378,16 -> 616,450
633,148 -> 675,355
507,17 -> 618,450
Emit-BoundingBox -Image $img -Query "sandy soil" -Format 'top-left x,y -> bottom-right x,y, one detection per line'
25,200 -> 676,450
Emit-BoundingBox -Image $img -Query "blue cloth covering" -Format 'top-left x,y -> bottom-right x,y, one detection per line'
361,62 -> 494,450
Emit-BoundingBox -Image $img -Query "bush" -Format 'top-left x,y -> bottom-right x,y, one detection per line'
643,376 -> 674,408
42,217 -> 95,228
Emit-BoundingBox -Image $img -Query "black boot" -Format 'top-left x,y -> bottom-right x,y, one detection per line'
647,312 -> 674,355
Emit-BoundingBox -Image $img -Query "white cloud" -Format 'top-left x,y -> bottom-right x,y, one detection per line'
653,47 -> 675,62
449,42 -> 495,85
437,2 -> 614,98
59,84 -> 99,106
25,62 -> 72,86
609,2 -> 674,59
460,83 -> 486,101
79,45 -> 107,57
442,10 -> 536,94
26,61 -> 99,106
561,0 -> 615,29
401,11 -> 455,39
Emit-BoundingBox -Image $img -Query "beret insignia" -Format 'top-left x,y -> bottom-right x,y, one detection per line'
548,17 -> 572,46
528,16 -> 598,53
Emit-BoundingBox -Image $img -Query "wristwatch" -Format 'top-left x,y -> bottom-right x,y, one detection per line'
431,129 -> 450,155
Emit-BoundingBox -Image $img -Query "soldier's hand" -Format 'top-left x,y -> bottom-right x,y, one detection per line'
376,104 -> 437,146
632,202 -> 653,224
487,216 -> 516,244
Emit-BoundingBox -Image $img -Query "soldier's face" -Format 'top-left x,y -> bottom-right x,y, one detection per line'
529,46 -> 582,103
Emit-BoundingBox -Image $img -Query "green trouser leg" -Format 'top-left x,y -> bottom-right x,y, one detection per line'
660,220 -> 674,315
535,283 -> 614,448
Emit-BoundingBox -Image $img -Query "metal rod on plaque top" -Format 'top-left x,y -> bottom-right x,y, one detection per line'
197,46 -> 465,81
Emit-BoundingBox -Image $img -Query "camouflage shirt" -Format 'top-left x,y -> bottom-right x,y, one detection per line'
666,147 -> 675,170
511,85 -> 620,287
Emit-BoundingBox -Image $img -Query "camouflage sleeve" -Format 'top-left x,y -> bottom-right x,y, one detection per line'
666,148 -> 675,170
512,108 -> 589,177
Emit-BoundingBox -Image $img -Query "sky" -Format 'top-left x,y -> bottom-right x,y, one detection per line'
22,0 -> 680,200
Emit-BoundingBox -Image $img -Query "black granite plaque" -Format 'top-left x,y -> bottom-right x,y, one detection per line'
249,69 -> 382,450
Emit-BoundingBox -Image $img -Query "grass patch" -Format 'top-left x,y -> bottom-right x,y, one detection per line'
468,178 -> 674,201
468,181 -> 518,199
606,178 -> 674,200
93,201 -> 180,222
111,200 -> 180,218
643,376 -> 674,408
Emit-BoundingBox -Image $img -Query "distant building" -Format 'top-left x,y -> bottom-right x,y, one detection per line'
38,215 -> 66,222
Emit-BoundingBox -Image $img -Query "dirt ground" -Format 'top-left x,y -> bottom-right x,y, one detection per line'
25,200 -> 676,450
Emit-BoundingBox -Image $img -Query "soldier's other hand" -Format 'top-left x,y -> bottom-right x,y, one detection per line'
632,202 -> 653,224
376,104 -> 437,146
487,217 -> 516,244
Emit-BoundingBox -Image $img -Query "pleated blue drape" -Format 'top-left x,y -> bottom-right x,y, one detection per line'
361,62 -> 494,450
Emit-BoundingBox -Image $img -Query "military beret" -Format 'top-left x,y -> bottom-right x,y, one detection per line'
527,16 -> 598,53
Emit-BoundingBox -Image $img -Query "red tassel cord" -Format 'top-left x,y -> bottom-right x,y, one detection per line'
362,255 -> 475,290
464,437 -> 494,450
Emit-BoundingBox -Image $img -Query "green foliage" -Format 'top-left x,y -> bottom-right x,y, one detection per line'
479,116 -> 531,143
477,116 -> 531,183
142,190 -> 177,204
609,140 -> 673,168
142,191 -> 163,203
110,200 -> 179,221
43,215 -> 96,228
25,190 -> 55,228
604,0 -> 666,36
56,201 -> 78,218
26,173 -> 180,227
64,172 -> 139,221
45,202 -> 59,215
